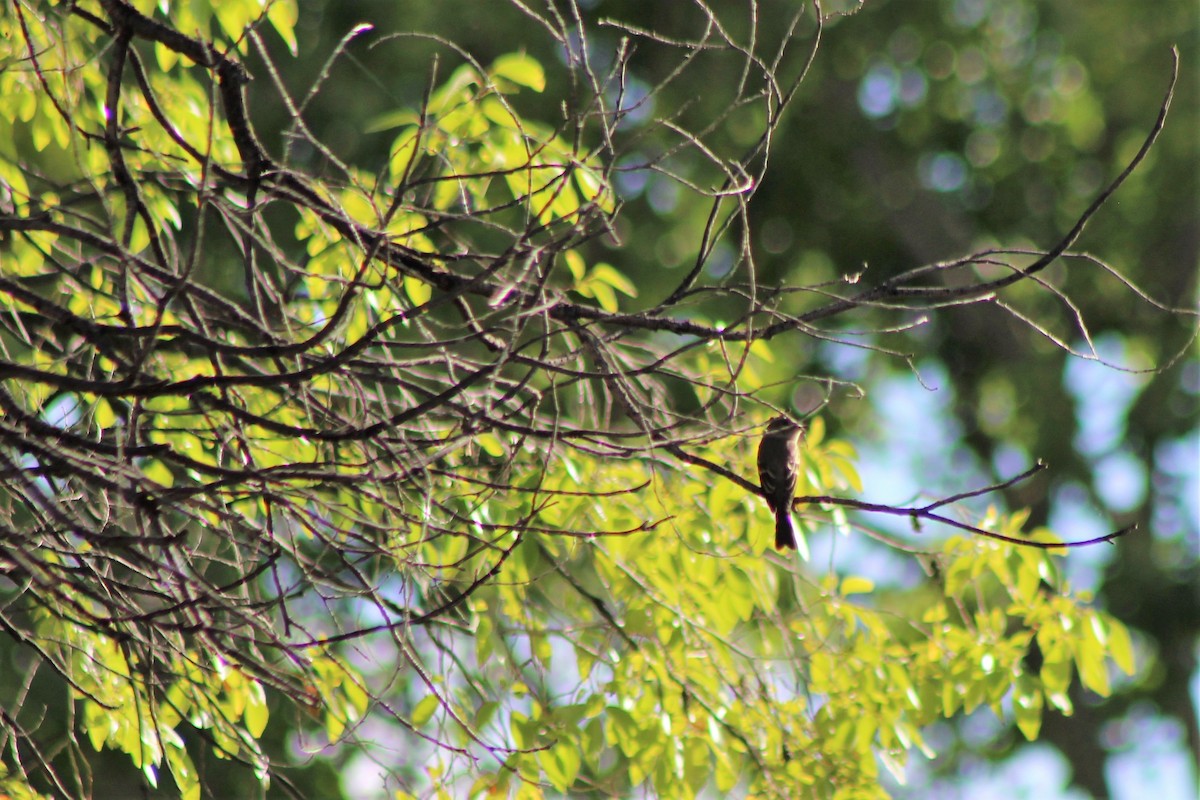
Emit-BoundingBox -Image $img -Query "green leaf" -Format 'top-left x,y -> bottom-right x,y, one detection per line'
388,127 -> 422,179
140,458 -> 175,488
404,274 -> 432,305
491,53 -> 546,92
538,741 -> 581,793
1105,614 -> 1136,674
563,250 -> 587,282
474,701 -> 499,730
476,432 -> 506,457
590,263 -> 637,298
476,614 -> 494,663
714,747 -> 738,792
574,166 -> 614,212
412,694 -> 440,727
84,700 -> 113,751
530,632 -> 553,666
243,680 -> 269,738
510,713 -> 532,749
718,568 -> 755,625
94,399 -> 116,429
1076,615 -> 1112,696
266,0 -> 300,56
607,708 -> 641,758
840,576 -> 875,596
164,742 -> 200,800
369,112 -> 421,135
1040,654 -> 1073,697
1013,674 -> 1043,740
682,736 -> 711,792
943,556 -> 973,598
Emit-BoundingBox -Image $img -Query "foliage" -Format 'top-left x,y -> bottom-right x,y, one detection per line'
0,1 -> 1185,798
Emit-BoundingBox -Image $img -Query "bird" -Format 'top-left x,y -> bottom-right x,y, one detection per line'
757,415 -> 805,550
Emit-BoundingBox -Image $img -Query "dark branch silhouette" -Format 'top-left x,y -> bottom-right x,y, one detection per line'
0,1 -> 1185,795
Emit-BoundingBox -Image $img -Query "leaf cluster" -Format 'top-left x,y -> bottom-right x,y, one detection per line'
0,2 -> 1170,798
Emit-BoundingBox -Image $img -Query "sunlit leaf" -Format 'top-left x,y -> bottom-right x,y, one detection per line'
412,694 -> 441,727
1013,674 -> 1044,740
491,53 -> 546,92
841,576 -> 875,596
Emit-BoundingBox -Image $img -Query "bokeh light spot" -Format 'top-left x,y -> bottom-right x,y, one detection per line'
919,152 -> 969,192
858,61 -> 900,118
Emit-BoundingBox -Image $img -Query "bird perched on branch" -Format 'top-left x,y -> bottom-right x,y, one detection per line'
757,415 -> 805,550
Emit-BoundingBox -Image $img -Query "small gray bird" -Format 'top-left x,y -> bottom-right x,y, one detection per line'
757,415 -> 805,550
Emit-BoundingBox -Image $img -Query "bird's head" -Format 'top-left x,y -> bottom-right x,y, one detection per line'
764,415 -> 805,435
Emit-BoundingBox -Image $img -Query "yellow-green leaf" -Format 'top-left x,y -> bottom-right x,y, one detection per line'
165,744 -> 200,800
476,432 -> 506,457
1013,674 -> 1043,740
1076,617 -> 1112,696
491,53 -> 546,93
563,250 -> 587,282
140,459 -> 174,488
538,742 -> 581,793
841,576 -> 875,596
589,263 -> 637,298
412,694 -> 440,727
405,274 -> 433,305
1105,614 -> 1135,675
94,399 -> 117,430
574,166 -> 614,212
244,681 -> 269,738
266,0 -> 300,56
389,128 -> 422,179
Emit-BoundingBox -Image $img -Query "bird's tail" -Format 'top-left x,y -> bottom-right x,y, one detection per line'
775,509 -> 797,550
